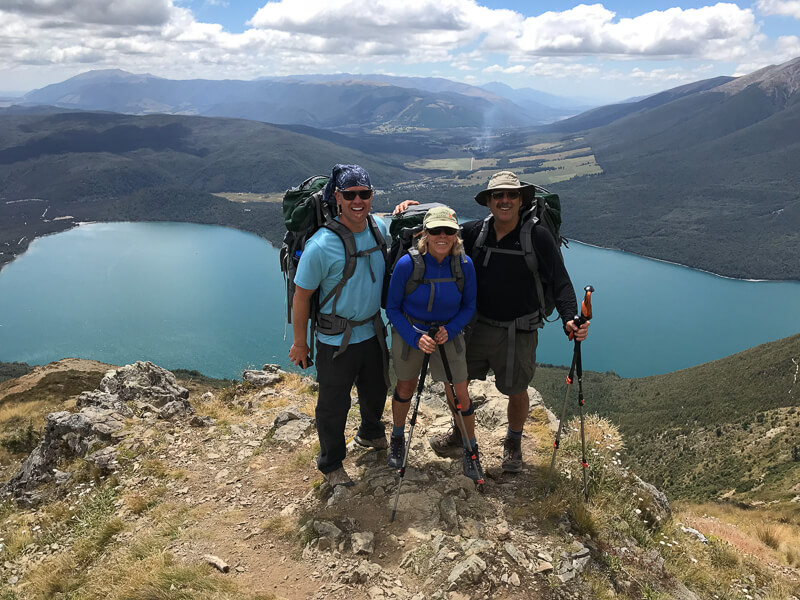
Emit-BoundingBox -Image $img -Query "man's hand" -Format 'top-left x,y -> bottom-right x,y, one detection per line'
565,320 -> 590,342
289,342 -> 311,368
392,200 -> 419,215
434,326 -> 449,345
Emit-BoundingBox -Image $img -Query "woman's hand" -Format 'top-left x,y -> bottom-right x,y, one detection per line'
434,326 -> 449,345
289,342 -> 311,368
417,333 -> 436,354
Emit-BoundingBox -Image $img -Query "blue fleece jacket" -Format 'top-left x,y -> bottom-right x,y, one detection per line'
386,251 -> 477,349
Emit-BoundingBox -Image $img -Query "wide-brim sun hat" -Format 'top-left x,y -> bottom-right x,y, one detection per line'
474,170 -> 535,206
423,205 -> 459,231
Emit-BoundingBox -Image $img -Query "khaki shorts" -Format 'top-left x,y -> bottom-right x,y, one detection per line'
391,327 -> 468,384
466,319 -> 538,396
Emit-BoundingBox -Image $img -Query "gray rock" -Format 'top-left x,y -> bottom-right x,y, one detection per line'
351,532 -> 375,555
475,398 -> 508,428
556,570 -> 575,583
272,418 -> 314,443
314,520 -> 343,541
84,446 -> 119,473
439,496 -> 459,532
242,369 -> 283,386
99,361 -> 189,409
680,525 -> 710,544
76,390 -> 133,416
632,474 -> 672,526
504,542 -> 528,567
447,555 -> 486,584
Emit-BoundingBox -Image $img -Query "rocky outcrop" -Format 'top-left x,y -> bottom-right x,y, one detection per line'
2,361 -> 190,504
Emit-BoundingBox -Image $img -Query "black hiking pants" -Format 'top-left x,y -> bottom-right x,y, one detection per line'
315,336 -> 388,474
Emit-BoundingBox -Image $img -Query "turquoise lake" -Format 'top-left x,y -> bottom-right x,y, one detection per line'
1,221 -> 799,380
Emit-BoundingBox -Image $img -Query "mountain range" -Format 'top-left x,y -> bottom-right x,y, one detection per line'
2,56 -> 800,280
20,70 -> 586,130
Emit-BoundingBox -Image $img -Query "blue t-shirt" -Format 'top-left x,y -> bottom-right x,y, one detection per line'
294,217 -> 388,346
385,251 -> 477,349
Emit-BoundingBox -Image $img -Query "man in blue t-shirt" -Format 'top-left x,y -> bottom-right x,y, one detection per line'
289,164 -> 389,488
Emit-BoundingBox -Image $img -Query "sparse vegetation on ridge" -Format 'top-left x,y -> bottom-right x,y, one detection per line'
1,357 -> 799,598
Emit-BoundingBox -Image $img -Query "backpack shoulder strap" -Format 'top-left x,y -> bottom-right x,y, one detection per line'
404,248 -> 426,298
449,254 -> 465,294
367,214 -> 388,261
319,219 -> 357,317
519,207 -> 548,320
473,215 -> 493,254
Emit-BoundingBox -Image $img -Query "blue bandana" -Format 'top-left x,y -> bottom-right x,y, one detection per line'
323,164 -> 372,205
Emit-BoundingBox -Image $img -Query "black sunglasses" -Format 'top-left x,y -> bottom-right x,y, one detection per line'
338,189 -> 373,201
490,190 -> 521,201
427,227 -> 458,236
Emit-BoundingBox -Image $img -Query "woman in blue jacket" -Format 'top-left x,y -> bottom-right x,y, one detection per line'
385,206 -> 481,481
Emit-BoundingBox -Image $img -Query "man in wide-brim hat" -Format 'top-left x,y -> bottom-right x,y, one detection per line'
395,170 -> 589,473
473,170 -> 537,207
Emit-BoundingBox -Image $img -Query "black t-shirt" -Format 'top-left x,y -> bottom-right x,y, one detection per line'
461,216 -> 578,324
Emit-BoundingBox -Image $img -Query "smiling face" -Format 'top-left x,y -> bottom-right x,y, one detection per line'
425,227 -> 457,262
487,189 -> 522,229
335,186 -> 372,232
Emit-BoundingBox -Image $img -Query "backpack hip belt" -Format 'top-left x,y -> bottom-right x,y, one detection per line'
317,311 -> 390,387
477,311 -> 542,389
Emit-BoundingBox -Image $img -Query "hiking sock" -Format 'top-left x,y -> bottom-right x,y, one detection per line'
465,436 -> 477,451
392,425 -> 405,438
506,427 -> 523,440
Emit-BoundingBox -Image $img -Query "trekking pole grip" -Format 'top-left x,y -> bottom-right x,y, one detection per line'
568,285 -> 594,341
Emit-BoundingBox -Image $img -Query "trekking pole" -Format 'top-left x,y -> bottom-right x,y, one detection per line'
545,285 -> 594,498
439,337 -> 485,487
391,326 -> 438,522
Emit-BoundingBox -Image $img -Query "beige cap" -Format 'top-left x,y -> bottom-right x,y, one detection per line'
423,205 -> 459,230
474,170 -> 535,206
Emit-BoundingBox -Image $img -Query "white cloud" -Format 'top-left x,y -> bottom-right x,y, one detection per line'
0,0 -> 174,26
756,0 -> 800,18
0,0 -> 778,95
482,3 -> 760,61
484,59 -> 600,79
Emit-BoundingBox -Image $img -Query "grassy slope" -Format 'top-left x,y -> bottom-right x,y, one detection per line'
534,333 -> 800,500
550,87 -> 800,280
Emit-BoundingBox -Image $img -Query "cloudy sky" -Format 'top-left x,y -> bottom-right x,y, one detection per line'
1,0 -> 799,101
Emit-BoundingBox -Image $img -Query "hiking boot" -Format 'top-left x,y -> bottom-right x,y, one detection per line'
463,444 -> 485,483
324,466 -> 354,488
429,426 -> 462,458
354,433 -> 388,450
502,437 -> 523,473
387,435 -> 405,469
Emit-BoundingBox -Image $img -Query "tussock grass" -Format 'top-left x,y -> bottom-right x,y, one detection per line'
757,523 -> 784,550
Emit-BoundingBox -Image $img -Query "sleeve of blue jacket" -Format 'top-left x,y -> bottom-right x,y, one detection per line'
443,255 -> 477,342
385,254 -> 421,348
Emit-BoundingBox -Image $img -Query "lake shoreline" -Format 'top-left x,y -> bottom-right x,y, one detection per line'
3,218 -> 796,284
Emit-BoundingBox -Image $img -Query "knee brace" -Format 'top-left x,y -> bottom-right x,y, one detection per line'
393,388 -> 411,404
459,401 -> 475,417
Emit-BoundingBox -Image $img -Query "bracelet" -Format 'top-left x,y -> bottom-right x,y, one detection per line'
292,343 -> 309,350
